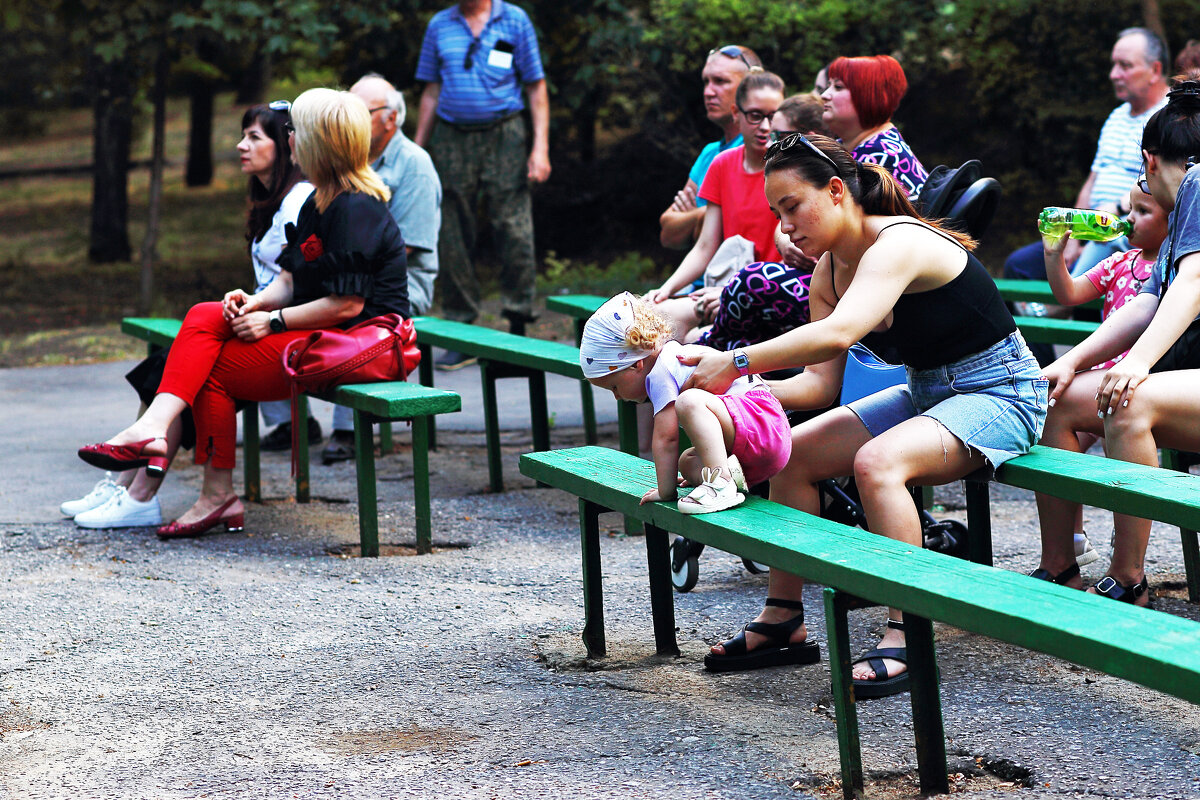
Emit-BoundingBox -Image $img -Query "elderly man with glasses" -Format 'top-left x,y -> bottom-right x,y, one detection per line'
414,0 -> 550,370
659,44 -> 763,251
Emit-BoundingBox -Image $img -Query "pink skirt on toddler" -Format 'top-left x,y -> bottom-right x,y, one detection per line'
719,386 -> 792,487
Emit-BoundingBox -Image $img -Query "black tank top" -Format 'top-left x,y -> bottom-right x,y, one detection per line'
837,221 -> 1016,371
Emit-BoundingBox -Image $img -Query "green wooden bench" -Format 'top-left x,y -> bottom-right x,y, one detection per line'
519,445 -> 1200,798
121,317 -> 462,556
993,277 -> 1103,310
965,444 -> 1200,602
411,316 -> 639,493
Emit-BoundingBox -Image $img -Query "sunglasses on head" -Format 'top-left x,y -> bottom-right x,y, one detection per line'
765,132 -> 840,174
708,45 -> 751,70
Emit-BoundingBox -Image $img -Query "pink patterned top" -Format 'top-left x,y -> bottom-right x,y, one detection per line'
1084,247 -> 1156,369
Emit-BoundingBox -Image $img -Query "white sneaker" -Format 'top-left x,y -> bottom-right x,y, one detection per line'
60,474 -> 121,517
678,467 -> 745,515
73,487 -> 162,529
1074,532 -> 1101,567
727,455 -> 748,492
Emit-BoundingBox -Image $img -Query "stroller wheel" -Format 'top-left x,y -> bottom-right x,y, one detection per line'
741,558 -> 769,574
671,537 -> 700,593
923,519 -> 970,559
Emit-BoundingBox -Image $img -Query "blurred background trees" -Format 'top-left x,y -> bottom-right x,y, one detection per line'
1,0 -> 1196,295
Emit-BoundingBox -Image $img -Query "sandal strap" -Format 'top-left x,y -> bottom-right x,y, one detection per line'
744,612 -> 806,644
1028,562 -> 1080,585
1094,575 -> 1149,603
854,647 -> 907,682
886,618 -> 905,631
765,597 -> 805,611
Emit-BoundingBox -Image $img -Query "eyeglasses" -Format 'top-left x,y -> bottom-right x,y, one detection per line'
367,106 -> 390,115
737,104 -> 777,125
465,39 -> 480,70
1138,173 -> 1150,195
708,45 -> 752,70
283,120 -> 294,135
769,130 -> 799,143
766,132 -> 841,174
268,99 -> 291,113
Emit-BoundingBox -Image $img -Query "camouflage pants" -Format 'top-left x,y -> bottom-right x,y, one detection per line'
429,114 -> 536,324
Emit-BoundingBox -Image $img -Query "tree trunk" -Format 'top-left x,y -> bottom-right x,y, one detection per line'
140,45 -> 169,314
1141,0 -> 1165,44
88,57 -> 134,263
236,51 -> 271,104
186,79 -> 215,187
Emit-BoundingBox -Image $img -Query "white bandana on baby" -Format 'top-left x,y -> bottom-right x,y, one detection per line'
579,292 -> 653,379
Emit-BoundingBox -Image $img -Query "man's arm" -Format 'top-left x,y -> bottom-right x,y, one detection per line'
659,180 -> 704,250
525,79 -> 551,183
414,82 -> 441,149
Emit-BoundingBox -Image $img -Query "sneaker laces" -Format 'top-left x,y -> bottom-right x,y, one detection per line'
82,474 -> 119,503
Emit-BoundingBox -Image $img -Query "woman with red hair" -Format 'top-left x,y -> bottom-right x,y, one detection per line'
821,55 -> 928,199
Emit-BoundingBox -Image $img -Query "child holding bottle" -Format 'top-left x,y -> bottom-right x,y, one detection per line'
580,292 -> 792,514
1043,182 -> 1170,370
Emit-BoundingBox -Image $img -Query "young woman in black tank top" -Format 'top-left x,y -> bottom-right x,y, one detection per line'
680,133 -> 1046,694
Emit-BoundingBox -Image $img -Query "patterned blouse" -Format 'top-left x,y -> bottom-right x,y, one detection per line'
852,126 -> 928,200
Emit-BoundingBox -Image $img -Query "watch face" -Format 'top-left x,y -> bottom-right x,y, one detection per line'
734,352 -> 749,370
270,315 -> 283,333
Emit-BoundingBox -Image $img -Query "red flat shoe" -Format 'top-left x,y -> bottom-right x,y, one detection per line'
156,497 -> 245,539
78,437 -> 169,476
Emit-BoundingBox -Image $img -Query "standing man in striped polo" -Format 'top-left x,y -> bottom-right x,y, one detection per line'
415,0 -> 551,370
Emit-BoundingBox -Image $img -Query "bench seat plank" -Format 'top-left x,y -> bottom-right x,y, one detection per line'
997,445 -> 1200,531
993,278 -> 1102,310
331,382 -> 461,419
413,317 -> 585,379
520,446 -> 1200,706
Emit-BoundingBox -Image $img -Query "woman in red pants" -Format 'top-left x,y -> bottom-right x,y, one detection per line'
78,87 -> 410,537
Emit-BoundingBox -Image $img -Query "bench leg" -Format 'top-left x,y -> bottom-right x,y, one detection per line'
581,381 -> 598,445
412,415 -> 432,555
902,610 -> 948,795
480,360 -> 504,493
644,524 -> 679,657
295,394 -> 311,503
379,421 -> 393,454
823,588 -> 864,800
242,404 -> 261,503
418,344 -> 437,451
964,479 -> 993,566
529,370 -> 550,453
353,410 -> 379,558
581,499 -> 606,658
1163,450 -> 1200,602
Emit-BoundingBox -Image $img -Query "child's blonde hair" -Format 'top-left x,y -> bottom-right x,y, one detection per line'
623,296 -> 675,353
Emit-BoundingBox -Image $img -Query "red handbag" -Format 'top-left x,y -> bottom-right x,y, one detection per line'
282,314 -> 420,395
280,314 -> 420,470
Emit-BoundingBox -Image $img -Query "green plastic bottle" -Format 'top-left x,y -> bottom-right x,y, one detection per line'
1038,207 -> 1132,242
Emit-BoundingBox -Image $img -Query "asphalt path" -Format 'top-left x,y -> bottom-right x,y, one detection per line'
1,359 -> 1199,799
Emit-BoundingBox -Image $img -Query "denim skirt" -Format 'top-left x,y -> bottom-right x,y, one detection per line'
846,331 -> 1048,469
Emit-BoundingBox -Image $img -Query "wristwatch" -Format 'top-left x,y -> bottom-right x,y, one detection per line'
732,349 -> 750,377
269,310 -> 287,334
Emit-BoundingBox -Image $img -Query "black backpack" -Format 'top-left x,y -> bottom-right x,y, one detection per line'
915,159 -> 1001,240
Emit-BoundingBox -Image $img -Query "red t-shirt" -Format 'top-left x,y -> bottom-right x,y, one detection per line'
698,146 -> 781,263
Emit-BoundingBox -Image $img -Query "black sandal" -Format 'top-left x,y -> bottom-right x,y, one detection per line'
1028,562 -> 1081,586
851,618 -> 910,699
703,598 -> 820,673
1092,575 -> 1151,606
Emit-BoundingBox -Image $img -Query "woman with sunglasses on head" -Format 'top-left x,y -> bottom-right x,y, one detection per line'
645,69 -> 786,340
74,88 -> 409,539
62,101 -> 314,529
821,55 -> 928,199
681,133 -> 1046,696
1030,78 -> 1200,606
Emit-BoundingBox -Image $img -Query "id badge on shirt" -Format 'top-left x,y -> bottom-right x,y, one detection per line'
487,39 -> 514,70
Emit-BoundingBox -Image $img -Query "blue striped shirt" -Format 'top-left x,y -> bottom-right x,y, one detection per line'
415,1 -> 546,125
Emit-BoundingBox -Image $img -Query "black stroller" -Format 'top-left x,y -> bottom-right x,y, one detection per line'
669,343 -> 969,593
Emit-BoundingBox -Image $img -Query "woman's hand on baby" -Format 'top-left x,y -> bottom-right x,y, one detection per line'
643,287 -> 671,305
677,348 -> 737,394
